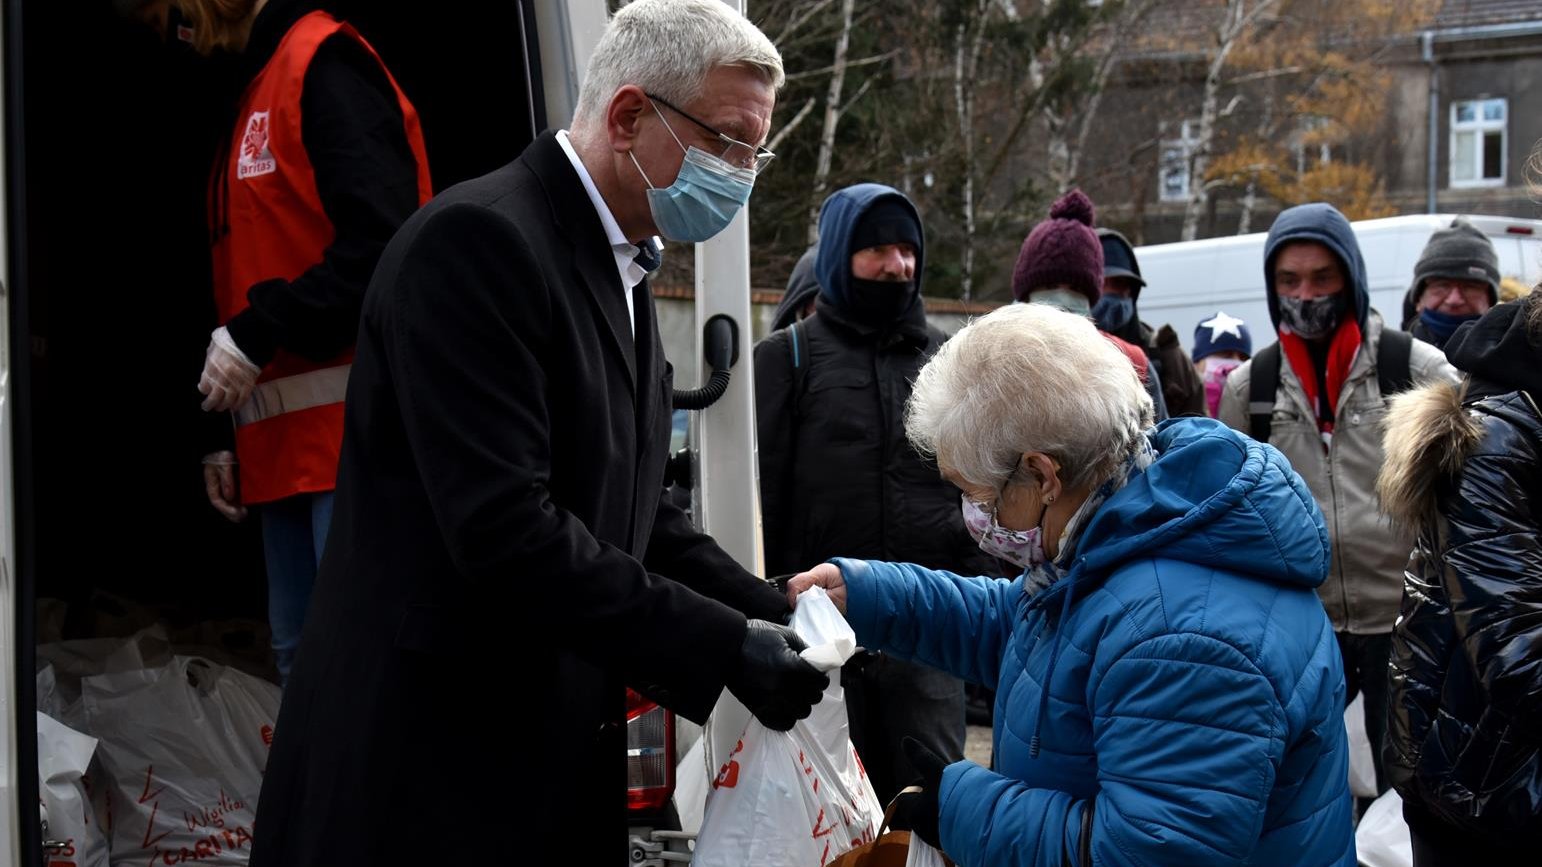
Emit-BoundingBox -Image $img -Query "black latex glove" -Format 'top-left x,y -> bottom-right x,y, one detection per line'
724,619 -> 828,731
890,736 -> 947,848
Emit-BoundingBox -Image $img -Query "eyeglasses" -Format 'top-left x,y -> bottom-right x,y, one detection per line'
1424,279 -> 1489,300
646,93 -> 775,174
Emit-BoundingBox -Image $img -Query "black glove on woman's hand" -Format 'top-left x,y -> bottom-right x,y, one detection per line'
889,736 -> 947,848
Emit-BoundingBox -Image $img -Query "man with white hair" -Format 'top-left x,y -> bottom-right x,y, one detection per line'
250,3 -> 825,863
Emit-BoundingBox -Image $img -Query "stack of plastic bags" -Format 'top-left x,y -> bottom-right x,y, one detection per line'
35,626 -> 280,866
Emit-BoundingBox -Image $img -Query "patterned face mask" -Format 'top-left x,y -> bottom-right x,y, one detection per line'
961,494 -> 1047,569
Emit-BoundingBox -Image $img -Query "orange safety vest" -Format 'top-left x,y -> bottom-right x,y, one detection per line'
212,11 -> 431,505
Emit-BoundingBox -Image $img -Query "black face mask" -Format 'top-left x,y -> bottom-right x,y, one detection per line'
1278,293 -> 1349,340
843,278 -> 916,325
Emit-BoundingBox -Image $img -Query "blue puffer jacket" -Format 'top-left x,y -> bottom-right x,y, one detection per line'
837,418 -> 1355,866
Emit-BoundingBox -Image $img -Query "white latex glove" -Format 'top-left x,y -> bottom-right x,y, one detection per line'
202,451 -> 247,523
197,326 -> 261,412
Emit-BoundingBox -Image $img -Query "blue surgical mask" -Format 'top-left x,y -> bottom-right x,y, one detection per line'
629,105 -> 755,243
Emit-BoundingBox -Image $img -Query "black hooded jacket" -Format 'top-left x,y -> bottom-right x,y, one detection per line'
1380,293 -> 1542,843
771,246 -> 820,331
754,186 -> 999,580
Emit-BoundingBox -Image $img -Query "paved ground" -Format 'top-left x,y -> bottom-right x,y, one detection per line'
965,724 -> 991,767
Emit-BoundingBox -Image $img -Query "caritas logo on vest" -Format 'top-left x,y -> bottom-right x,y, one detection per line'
238,110 -> 277,179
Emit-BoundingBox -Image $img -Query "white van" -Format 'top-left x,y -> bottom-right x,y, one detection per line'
1134,214 -> 1542,350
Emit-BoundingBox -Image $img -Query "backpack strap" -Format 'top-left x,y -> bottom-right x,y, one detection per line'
1377,328 -> 1414,399
1248,342 -> 1282,443
789,320 -> 809,423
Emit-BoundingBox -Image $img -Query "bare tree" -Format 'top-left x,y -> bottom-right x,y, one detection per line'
807,0 -> 856,245
1044,0 -> 1160,192
952,0 -> 992,301
1179,0 -> 1284,241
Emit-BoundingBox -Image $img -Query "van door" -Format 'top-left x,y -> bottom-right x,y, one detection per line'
6,2 -> 546,862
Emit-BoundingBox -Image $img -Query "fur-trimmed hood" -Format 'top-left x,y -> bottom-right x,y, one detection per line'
1378,381 -> 1482,532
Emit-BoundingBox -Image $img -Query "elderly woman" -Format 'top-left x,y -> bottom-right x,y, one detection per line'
789,303 -> 1354,866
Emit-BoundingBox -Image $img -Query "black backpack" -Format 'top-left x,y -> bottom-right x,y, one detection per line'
1247,328 -> 1414,443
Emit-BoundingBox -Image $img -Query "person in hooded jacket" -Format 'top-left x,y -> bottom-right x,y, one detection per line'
1218,203 -> 1458,794
755,183 -> 1000,803
1095,228 -> 1207,416
1399,217 -> 1499,351
1377,289 -> 1542,865
788,302 -> 1355,867
771,245 -> 820,330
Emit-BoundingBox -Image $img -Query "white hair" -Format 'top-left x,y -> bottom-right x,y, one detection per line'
906,303 -> 1154,493
572,0 -> 784,133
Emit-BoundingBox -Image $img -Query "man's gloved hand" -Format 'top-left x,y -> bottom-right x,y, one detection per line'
202,451 -> 247,523
198,326 -> 261,412
725,619 -> 828,731
889,736 -> 947,849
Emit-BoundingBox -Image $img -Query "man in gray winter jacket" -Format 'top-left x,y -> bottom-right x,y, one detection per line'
1218,202 -> 1458,794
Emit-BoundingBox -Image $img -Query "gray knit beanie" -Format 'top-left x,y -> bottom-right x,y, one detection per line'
1411,217 -> 1500,307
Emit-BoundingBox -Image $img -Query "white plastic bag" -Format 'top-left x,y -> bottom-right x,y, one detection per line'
82,656 -> 280,866
37,626 -> 173,734
37,712 -> 110,867
1345,693 -> 1378,799
1355,789 -> 1412,867
904,837 -> 947,867
693,587 -> 885,867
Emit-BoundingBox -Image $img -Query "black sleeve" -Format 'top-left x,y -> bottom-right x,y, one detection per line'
1146,361 -> 1170,422
225,34 -> 424,366
644,493 -> 792,624
753,329 -> 799,577
1155,325 -> 1207,417
382,203 -> 747,724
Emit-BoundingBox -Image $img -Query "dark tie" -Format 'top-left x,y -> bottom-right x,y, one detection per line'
633,239 -> 662,274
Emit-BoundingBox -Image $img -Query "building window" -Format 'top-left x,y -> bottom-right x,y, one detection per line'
1450,98 -> 1506,188
1160,119 -> 1200,203
1294,116 -> 1332,175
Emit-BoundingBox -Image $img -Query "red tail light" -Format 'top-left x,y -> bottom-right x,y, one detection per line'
626,688 -> 675,813
1506,226 -> 1535,235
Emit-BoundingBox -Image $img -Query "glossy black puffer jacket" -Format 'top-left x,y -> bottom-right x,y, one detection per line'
1378,296 -> 1542,840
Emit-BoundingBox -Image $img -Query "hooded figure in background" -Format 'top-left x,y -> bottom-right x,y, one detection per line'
1400,217 -> 1499,351
1218,202 -> 1457,798
755,182 -> 1002,803
770,245 -> 820,330
1095,228 -> 1207,416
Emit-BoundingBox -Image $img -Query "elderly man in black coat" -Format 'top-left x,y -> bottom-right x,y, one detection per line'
251,2 -> 825,864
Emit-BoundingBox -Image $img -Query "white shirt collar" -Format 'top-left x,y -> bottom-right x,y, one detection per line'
556,130 -> 662,336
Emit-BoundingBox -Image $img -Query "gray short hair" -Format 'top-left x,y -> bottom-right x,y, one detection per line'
906,303 -> 1154,493
573,0 -> 784,132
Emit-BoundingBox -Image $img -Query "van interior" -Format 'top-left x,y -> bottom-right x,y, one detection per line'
8,0 -> 541,857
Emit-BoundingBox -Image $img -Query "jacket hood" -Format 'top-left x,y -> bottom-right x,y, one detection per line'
1263,203 -> 1369,335
815,183 -> 925,311
1444,293 -> 1542,399
1065,418 -> 1330,593
772,246 -> 821,330
1376,380 -> 1481,534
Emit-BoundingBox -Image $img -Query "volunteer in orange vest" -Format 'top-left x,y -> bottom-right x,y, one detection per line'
162,0 -> 431,681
